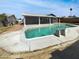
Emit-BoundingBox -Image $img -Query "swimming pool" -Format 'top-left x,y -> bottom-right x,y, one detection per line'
25,23 -> 75,39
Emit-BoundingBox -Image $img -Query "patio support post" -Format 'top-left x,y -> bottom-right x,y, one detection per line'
59,18 -> 61,36
49,17 -> 51,26
24,17 -> 26,28
39,17 -> 40,32
49,17 -> 51,30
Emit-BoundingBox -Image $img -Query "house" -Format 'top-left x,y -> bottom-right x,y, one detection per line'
17,18 -> 23,24
60,17 -> 79,24
7,15 -> 17,26
0,13 -> 17,27
47,13 -> 56,17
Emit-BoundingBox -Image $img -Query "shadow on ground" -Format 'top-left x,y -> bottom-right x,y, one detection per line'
50,40 -> 79,59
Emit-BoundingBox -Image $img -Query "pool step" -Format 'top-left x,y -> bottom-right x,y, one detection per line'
60,35 -> 65,38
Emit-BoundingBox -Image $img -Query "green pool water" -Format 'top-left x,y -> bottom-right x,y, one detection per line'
25,23 -> 75,39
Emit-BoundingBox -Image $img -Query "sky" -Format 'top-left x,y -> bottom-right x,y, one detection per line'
0,0 -> 79,18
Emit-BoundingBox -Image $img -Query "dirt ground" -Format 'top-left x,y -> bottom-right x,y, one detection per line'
6,24 -> 23,32
1,24 -> 23,34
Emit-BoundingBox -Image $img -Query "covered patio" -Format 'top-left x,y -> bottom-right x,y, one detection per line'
23,13 -> 58,25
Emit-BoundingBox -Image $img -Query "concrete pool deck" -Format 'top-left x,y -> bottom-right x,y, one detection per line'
0,24 -> 79,59
0,36 -> 79,59
0,24 -> 79,52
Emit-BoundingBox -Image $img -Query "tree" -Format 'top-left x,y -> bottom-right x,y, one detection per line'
73,15 -> 77,18
0,14 -> 6,20
0,14 -> 8,27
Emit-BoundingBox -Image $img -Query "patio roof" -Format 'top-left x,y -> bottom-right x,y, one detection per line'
22,13 -> 56,18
